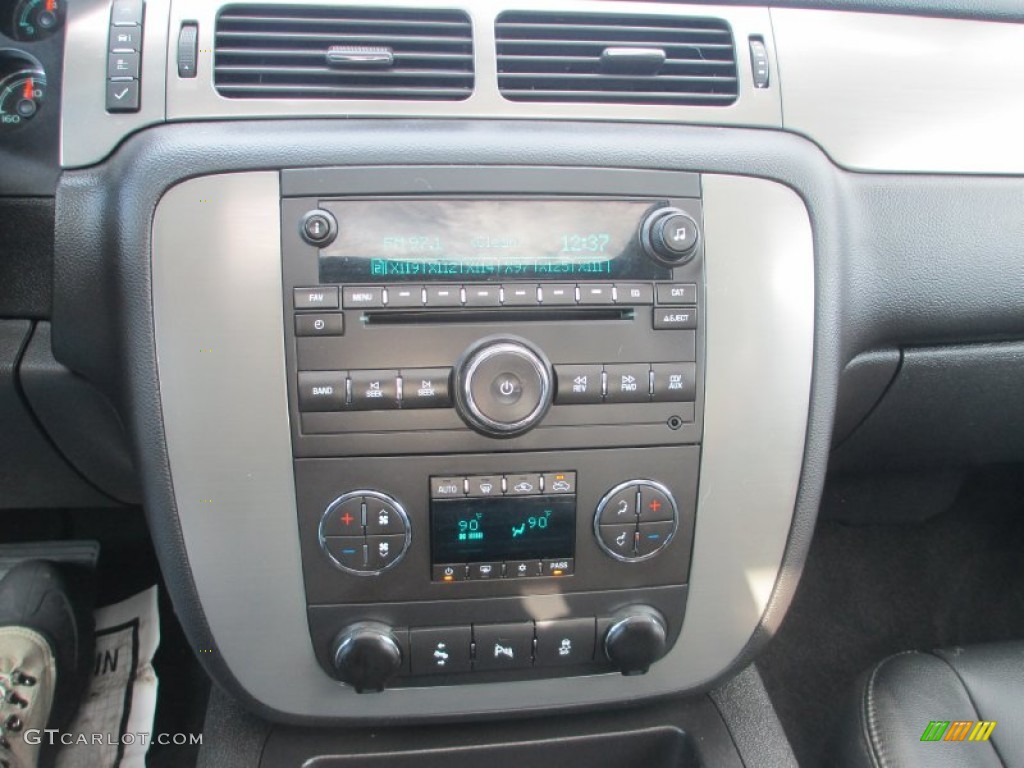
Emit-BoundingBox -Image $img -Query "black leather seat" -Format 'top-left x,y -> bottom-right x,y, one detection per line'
837,642 -> 1024,767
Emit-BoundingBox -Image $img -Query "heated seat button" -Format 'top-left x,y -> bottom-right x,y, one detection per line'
535,619 -> 595,667
349,370 -> 399,410
554,365 -> 603,405
637,522 -> 675,557
410,626 -> 472,675
651,363 -> 697,402
473,623 -> 534,671
400,368 -> 452,409
297,371 -> 348,412
605,364 -> 651,403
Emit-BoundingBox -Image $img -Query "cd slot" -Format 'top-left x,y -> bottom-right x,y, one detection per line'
363,309 -> 634,325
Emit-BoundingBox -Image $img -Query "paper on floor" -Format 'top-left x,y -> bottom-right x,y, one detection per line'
55,586 -> 160,768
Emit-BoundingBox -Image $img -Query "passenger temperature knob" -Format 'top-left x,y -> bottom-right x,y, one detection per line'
603,606 -> 668,675
331,622 -> 403,693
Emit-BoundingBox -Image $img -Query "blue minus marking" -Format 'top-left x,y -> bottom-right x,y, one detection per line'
646,534 -> 661,540
342,548 -> 357,555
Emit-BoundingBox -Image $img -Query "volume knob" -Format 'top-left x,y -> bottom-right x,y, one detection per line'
454,337 -> 553,438
640,207 -> 700,267
331,622 -> 403,693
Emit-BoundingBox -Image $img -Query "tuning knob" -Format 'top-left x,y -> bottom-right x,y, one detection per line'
603,606 -> 668,675
454,337 -> 553,437
331,622 -> 403,693
640,207 -> 700,267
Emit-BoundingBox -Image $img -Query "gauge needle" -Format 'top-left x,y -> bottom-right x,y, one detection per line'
23,78 -> 33,100
47,0 -> 57,12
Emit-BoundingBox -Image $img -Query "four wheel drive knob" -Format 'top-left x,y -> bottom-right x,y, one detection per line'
454,337 -> 553,438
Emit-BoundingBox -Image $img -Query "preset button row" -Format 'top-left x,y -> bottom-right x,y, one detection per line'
340,283 -> 660,309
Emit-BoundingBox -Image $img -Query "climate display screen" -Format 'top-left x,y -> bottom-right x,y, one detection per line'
318,199 -> 671,283
431,496 -> 575,564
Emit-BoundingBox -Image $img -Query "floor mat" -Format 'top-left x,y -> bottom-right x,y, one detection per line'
757,465 -> 1024,767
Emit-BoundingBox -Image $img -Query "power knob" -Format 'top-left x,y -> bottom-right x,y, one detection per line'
331,622 -> 403,693
454,337 -> 553,438
603,606 -> 668,675
640,207 -> 700,267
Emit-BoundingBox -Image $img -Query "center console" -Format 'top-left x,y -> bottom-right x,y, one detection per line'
281,168 -> 705,690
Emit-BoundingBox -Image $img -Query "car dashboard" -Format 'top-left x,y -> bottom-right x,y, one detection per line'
2,0 -> 1023,765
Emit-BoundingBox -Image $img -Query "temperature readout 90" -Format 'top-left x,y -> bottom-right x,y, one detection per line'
432,496 -> 575,564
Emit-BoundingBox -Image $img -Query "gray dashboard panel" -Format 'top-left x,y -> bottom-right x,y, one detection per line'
151,170 -> 812,718
773,8 -> 1024,174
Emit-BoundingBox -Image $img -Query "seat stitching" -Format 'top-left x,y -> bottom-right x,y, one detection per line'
863,651 -> 919,768
932,650 -> 1007,767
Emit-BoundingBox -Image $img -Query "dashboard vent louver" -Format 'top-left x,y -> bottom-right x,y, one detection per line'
495,11 -> 738,107
214,5 -> 474,100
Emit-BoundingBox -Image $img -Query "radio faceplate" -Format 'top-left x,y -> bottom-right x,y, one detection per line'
281,168 -> 706,688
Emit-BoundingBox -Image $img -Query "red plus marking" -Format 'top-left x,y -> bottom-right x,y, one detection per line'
341,512 -> 355,526
648,500 -> 662,513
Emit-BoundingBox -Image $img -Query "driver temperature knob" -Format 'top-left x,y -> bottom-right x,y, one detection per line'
331,622 -> 403,693
454,337 -> 553,437
603,606 -> 668,675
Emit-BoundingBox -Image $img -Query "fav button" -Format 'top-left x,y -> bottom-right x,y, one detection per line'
294,286 -> 340,310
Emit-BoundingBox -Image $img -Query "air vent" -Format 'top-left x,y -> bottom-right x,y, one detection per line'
496,12 -> 737,107
214,5 -> 473,100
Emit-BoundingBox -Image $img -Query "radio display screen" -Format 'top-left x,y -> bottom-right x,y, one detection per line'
317,199 -> 671,283
431,495 -> 575,564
